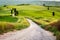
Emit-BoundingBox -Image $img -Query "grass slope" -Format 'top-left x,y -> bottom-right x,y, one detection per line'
0,5 -> 60,40
8,5 -> 60,40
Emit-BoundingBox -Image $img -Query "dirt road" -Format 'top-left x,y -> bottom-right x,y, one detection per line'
0,19 -> 56,40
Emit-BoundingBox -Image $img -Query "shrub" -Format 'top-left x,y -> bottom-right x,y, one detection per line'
56,32 -> 60,40
49,20 -> 60,31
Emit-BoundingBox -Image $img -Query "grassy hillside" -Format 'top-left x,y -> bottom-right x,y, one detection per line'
7,5 -> 60,40
0,16 -> 29,34
7,5 -> 60,24
0,6 -> 29,34
0,5 -> 60,40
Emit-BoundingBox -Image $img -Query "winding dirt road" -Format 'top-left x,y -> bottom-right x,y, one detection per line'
0,19 -> 56,40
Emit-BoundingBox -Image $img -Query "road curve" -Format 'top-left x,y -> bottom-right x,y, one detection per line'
0,19 -> 56,40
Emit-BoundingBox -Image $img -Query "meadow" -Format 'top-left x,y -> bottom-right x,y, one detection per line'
0,5 -> 60,40
0,6 -> 29,34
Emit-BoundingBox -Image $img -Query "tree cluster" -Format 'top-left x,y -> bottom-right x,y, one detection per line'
11,8 -> 18,16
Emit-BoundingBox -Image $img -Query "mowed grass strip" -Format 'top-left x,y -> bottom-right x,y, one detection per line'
0,16 -> 18,22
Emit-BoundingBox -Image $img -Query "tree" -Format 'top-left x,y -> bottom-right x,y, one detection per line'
14,8 -> 16,12
11,9 -> 13,16
3,5 -> 7,7
13,8 -> 17,16
43,4 -> 45,6
11,8 -> 19,16
15,11 -> 18,16
47,6 -> 49,10
52,12 -> 55,16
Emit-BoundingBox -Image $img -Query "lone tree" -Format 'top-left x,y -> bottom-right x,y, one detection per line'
43,4 -> 45,6
47,6 -> 49,10
52,12 -> 55,16
3,5 -> 7,7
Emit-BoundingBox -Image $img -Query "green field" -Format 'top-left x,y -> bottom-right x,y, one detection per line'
0,16 -> 18,22
0,6 -> 29,34
8,5 -> 60,24
0,5 -> 60,40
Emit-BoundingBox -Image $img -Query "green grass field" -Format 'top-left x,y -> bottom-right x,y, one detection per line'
0,16 -> 29,34
0,6 -> 29,34
0,16 -> 18,22
8,5 -> 60,25
0,5 -> 60,40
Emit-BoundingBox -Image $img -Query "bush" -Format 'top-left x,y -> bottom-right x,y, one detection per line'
49,20 -> 60,31
56,32 -> 60,40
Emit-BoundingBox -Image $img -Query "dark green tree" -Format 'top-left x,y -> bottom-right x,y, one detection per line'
47,6 -> 49,10
43,4 -> 45,6
15,11 -> 18,16
3,5 -> 7,7
11,9 -> 13,16
52,12 -> 55,16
